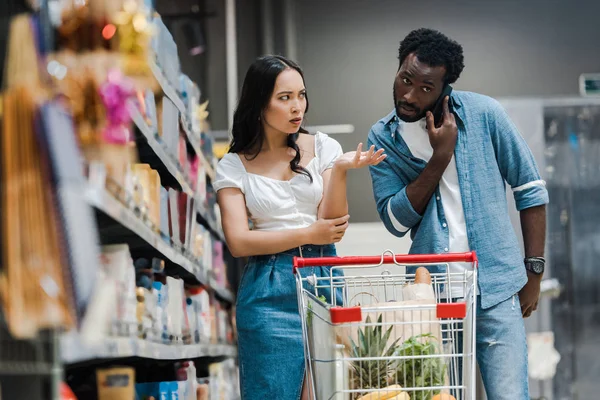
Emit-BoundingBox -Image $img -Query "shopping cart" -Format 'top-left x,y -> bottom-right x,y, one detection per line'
293,250 -> 478,400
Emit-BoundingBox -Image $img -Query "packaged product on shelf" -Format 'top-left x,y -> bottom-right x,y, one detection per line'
196,382 -> 209,400
193,155 -> 207,204
180,74 -> 201,127
131,163 -> 162,229
156,282 -> 169,342
185,286 -> 211,344
168,188 -> 182,247
135,381 -> 178,400
205,185 -> 218,222
96,367 -> 135,400
147,169 -> 162,230
207,360 -> 239,400
202,229 -> 213,270
175,361 -> 197,400
160,186 -> 171,243
177,191 -> 195,249
212,241 -> 226,288
178,133 -> 189,176
135,287 -> 155,340
151,270 -> 169,342
133,258 -> 158,339
196,288 -> 211,344
100,245 -> 137,336
166,276 -> 186,343
216,303 -> 228,344
209,300 -> 218,345
158,96 -> 180,160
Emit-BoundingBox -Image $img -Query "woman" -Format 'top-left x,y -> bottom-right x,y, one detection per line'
213,55 -> 385,400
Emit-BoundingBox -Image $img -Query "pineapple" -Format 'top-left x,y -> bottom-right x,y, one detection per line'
349,314 -> 402,399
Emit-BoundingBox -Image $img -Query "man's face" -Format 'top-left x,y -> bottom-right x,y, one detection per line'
393,53 -> 447,123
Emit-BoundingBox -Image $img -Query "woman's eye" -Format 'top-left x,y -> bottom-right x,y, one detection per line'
280,95 -> 289,101
402,78 -> 411,85
299,92 -> 306,98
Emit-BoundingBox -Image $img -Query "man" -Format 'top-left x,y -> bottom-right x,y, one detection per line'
368,28 -> 548,399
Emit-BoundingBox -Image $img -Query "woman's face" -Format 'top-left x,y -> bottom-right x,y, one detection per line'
262,68 -> 307,135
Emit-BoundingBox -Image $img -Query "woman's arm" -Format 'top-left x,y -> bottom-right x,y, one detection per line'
319,166 -> 348,219
218,188 -> 350,258
319,143 -> 386,219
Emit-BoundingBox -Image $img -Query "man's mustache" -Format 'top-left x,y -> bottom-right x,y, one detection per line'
397,101 -> 418,111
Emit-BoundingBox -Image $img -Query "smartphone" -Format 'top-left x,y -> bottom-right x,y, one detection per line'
431,84 -> 453,127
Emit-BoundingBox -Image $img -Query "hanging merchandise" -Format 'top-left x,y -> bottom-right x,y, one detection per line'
112,0 -> 155,80
0,14 -> 76,339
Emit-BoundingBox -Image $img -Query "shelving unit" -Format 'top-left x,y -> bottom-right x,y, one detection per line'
0,1 -> 239,399
129,101 -> 225,242
61,333 -> 236,365
85,183 -> 233,303
149,59 -> 217,182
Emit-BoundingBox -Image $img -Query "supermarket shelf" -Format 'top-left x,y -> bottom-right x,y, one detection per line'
129,102 -> 225,242
148,61 -> 216,181
61,333 -> 236,364
86,185 -> 234,303
129,102 -> 195,197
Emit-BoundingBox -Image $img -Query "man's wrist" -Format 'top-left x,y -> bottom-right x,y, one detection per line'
430,150 -> 453,166
524,256 -> 545,275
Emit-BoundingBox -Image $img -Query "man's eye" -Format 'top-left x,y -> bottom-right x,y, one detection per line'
402,78 -> 411,85
423,87 -> 432,93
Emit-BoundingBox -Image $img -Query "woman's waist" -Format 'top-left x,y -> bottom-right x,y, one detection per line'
248,244 -> 337,264
249,216 -> 316,231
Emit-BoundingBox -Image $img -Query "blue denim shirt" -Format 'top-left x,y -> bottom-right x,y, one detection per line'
367,91 -> 549,309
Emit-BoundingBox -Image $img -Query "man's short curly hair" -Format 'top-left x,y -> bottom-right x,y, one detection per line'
398,28 -> 465,84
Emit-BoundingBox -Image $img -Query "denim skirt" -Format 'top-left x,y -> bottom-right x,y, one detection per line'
235,244 -> 341,400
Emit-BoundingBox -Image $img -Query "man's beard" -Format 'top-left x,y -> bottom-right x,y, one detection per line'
393,87 -> 426,123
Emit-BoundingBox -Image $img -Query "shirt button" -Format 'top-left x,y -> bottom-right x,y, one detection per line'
444,247 -> 449,252
308,247 -> 312,251
436,196 -> 441,201
442,223 -> 447,228
271,255 -> 276,260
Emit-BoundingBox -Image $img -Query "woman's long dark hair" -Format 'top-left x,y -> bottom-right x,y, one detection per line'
228,55 -> 312,182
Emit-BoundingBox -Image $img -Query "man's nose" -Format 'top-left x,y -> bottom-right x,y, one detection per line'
403,88 -> 416,104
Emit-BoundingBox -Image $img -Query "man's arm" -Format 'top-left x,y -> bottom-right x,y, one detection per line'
519,204 -> 547,317
488,98 -> 549,318
368,133 -> 421,238
521,205 -> 546,258
368,99 -> 458,236
406,97 -> 458,214
406,153 -> 452,215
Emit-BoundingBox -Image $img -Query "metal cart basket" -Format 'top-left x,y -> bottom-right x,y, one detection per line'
294,251 -> 478,400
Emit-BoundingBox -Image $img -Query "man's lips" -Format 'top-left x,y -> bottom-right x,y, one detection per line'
399,104 -> 416,113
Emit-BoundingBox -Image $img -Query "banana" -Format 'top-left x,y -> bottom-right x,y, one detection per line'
357,385 -> 404,400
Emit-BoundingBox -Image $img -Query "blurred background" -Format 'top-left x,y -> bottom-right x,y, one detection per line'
1,0 -> 599,399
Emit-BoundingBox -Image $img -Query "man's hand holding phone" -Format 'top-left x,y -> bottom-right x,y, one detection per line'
426,96 -> 458,163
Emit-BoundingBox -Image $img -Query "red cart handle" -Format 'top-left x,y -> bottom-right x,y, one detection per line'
293,251 -> 477,273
